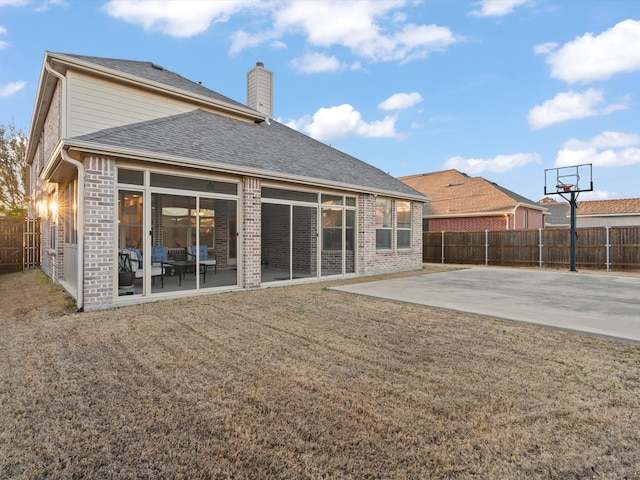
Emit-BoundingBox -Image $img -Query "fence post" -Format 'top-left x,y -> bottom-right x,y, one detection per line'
485,230 -> 489,266
539,228 -> 543,268
441,231 -> 445,264
606,226 -> 610,272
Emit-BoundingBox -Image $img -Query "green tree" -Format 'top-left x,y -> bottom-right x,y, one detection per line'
0,119 -> 28,216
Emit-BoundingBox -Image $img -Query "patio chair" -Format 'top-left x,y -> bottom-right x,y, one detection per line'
122,247 -> 164,287
118,252 -> 136,294
151,245 -> 168,287
186,245 -> 217,282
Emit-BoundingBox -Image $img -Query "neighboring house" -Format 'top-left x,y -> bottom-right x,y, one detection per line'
27,52 -> 426,311
575,198 -> 640,227
538,197 -> 570,228
538,197 -> 640,227
399,169 -> 545,232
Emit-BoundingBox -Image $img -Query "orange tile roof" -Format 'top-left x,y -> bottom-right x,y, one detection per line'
399,169 -> 540,216
577,198 -> 640,216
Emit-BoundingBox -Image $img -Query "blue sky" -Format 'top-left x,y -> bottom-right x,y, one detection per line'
2,0 -> 640,202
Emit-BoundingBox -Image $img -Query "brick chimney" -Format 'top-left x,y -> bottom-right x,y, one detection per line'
247,61 -> 273,118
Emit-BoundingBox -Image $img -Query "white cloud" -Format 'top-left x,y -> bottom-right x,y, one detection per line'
35,0 -> 67,12
444,153 -> 541,174
0,0 -> 29,6
290,53 -> 343,73
543,19 -> 640,84
267,1 -> 462,62
0,26 -> 6,34
470,0 -> 533,17
378,92 -> 422,111
555,131 -> 640,168
563,131 -> 640,150
0,0 -> 66,10
102,0 -> 462,62
0,40 -> 9,49
556,147 -> 640,168
102,0 -> 254,38
527,88 -> 627,130
229,29 -> 277,55
533,42 -> 557,56
0,80 -> 27,97
285,104 -> 397,141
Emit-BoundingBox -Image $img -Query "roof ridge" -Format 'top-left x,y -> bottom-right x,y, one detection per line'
51,52 -> 259,116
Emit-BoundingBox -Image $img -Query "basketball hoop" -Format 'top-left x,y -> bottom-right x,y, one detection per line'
545,164 -> 594,273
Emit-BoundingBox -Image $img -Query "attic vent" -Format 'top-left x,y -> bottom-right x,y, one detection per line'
150,62 -> 164,70
446,183 -> 463,187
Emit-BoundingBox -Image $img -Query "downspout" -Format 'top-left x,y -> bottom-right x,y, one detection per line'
512,202 -> 524,230
61,149 -> 85,312
46,61 -> 85,311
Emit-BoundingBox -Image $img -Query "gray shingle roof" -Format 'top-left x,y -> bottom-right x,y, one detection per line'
55,52 -> 253,113
72,109 -> 424,198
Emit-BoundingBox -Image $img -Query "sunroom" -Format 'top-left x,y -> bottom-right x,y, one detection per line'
115,166 -> 359,300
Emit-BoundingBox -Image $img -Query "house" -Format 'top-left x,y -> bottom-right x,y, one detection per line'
538,197 -> 570,228
399,169 -> 545,232
538,197 -> 640,228
26,52 -> 426,311
575,198 -> 640,227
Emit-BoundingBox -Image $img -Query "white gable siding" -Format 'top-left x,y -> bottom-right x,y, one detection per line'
67,71 -> 194,138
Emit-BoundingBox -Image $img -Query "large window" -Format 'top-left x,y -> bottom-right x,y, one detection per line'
375,198 -> 392,249
397,200 -> 412,249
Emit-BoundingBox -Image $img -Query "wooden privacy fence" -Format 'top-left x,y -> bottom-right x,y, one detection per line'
424,227 -> 640,271
0,217 -> 40,274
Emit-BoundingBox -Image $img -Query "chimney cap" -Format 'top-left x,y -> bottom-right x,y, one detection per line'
256,61 -> 264,67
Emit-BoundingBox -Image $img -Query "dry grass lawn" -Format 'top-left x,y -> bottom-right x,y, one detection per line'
1,266 -> 639,479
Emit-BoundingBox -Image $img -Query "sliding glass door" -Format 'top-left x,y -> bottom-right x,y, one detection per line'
116,167 -> 239,299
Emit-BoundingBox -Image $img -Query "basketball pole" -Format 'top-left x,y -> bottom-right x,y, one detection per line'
569,191 -> 577,272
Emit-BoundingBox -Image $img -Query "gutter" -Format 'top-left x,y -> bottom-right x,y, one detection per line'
44,61 -> 85,311
64,140 -> 429,203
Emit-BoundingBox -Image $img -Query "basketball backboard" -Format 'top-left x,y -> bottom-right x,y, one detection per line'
544,163 -> 593,196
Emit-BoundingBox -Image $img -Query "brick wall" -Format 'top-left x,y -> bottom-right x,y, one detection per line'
513,207 -> 544,230
43,81 -> 61,166
430,216 -> 507,232
242,177 -> 261,288
358,196 -> 422,274
261,202 -> 289,269
82,155 -> 116,310
430,210 -> 545,232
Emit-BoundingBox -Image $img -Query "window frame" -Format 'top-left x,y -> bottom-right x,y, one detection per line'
375,197 -> 392,250
396,200 -> 412,250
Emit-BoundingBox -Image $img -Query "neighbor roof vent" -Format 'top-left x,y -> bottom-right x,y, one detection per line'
150,62 -> 164,70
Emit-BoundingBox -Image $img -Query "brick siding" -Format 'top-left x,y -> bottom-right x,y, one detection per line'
358,196 -> 422,274
242,177 -> 261,288
82,155 -> 116,309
